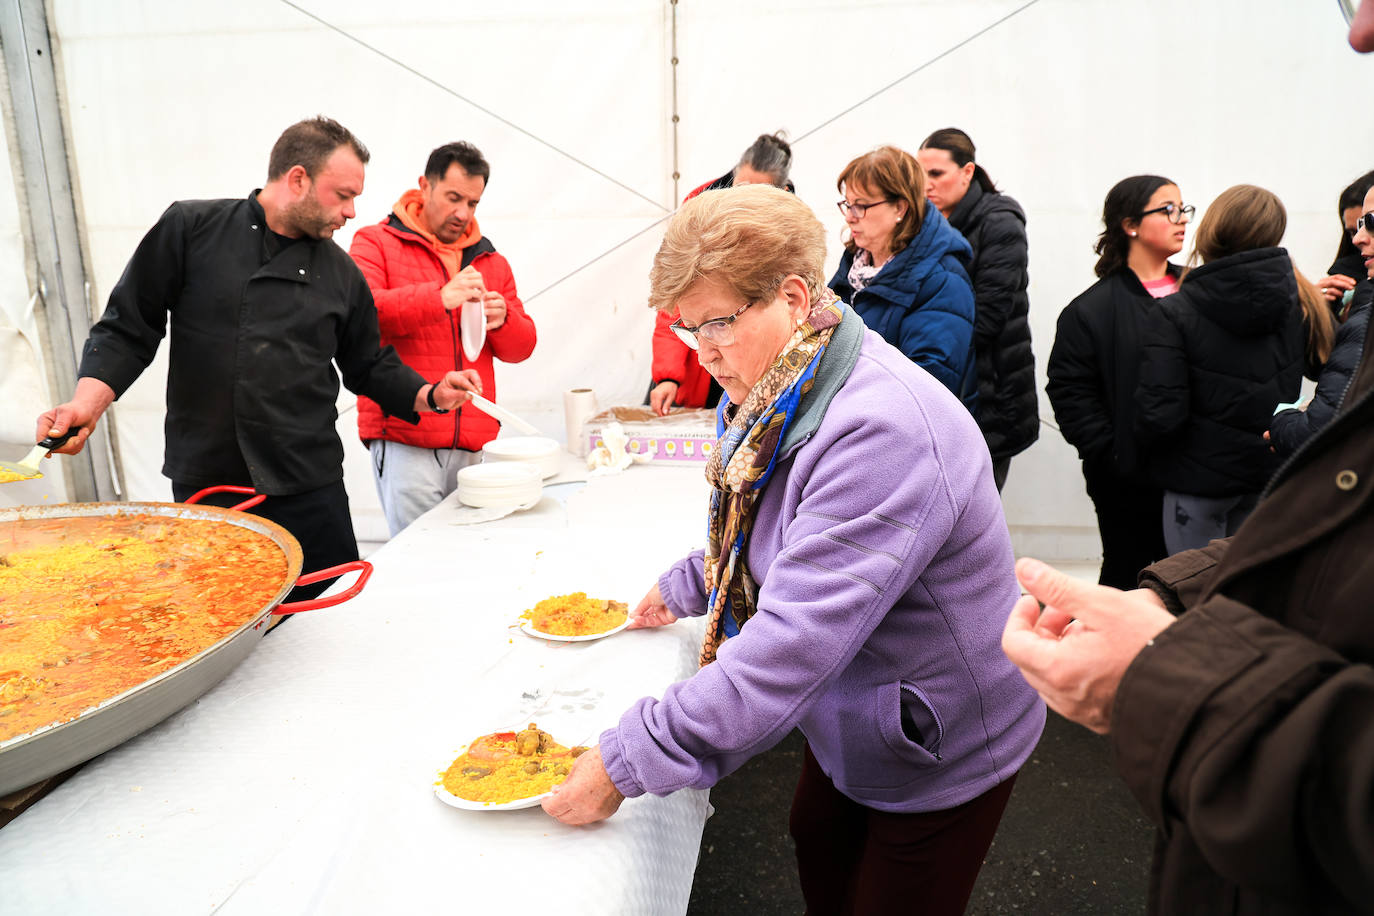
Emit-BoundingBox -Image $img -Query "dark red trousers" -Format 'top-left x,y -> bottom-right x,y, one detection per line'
789,744 -> 1017,916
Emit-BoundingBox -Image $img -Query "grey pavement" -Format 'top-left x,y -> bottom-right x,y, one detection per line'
688,712 -> 1153,915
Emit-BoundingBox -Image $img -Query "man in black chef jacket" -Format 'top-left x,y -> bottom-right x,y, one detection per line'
36,116 -> 480,597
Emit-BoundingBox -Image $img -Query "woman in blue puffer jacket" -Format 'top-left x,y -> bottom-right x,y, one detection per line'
829,145 -> 977,412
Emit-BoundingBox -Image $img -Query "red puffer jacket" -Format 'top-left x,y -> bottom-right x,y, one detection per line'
647,175 -> 728,409
350,216 -> 536,450
650,309 -> 714,408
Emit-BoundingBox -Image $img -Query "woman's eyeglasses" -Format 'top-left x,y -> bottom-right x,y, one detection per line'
1138,202 -> 1196,224
669,301 -> 755,350
1355,211 -> 1374,236
837,198 -> 897,219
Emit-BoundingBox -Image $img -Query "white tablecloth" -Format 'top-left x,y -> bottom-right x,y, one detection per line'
0,459 -> 715,915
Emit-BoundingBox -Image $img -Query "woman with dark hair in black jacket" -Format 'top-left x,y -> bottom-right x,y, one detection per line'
1317,169 -> 1374,321
918,128 -> 1037,491
1134,185 -> 1313,553
1046,175 -> 1190,590
1270,283 -> 1371,458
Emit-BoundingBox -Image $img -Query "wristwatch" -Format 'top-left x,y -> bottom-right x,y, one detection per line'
426,384 -> 450,414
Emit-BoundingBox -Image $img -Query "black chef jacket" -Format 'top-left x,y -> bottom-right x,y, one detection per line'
79,192 -> 425,495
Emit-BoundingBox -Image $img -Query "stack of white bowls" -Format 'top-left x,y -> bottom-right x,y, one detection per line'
480,436 -> 561,479
455,462 -> 543,509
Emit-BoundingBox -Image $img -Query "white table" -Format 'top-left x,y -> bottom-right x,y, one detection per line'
0,458 -> 715,915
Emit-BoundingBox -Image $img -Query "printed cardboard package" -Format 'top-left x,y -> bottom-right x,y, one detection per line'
583,406 -> 717,464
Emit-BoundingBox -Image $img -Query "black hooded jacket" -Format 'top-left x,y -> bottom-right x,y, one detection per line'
1134,247 -> 1305,495
945,183 -> 1039,460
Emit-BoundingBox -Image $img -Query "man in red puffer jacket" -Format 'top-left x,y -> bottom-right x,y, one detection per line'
350,142 -> 536,536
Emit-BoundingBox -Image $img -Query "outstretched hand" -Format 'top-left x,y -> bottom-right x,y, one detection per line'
628,582 -> 677,629
1002,557 -> 1174,733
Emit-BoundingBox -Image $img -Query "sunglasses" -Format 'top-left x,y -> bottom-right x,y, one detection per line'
1356,211 -> 1374,236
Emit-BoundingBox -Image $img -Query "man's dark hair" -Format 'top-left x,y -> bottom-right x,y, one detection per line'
425,141 -> 491,184
267,116 -> 370,181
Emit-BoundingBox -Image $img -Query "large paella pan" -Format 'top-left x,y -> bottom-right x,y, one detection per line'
0,497 -> 370,796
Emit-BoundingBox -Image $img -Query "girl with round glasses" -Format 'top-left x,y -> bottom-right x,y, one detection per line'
1047,175 -> 1187,589
828,146 -> 977,412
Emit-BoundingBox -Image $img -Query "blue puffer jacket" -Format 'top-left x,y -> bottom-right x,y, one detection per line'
829,207 -> 977,411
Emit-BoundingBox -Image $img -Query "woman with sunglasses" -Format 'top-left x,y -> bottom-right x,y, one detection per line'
1316,169 -> 1374,320
648,132 -> 794,416
1134,185 -> 1320,552
917,128 -> 1037,490
545,186 -> 1044,915
829,146 -> 977,411
1046,175 -> 1188,589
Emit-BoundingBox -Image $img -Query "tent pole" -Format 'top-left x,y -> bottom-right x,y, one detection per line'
0,0 -> 121,502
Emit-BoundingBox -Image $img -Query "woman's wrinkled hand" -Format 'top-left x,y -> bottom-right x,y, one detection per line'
541,746 -> 624,826
628,582 -> 677,628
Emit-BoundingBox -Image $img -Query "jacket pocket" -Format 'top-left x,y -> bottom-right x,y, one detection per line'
897,680 -> 945,760
816,678 -> 944,792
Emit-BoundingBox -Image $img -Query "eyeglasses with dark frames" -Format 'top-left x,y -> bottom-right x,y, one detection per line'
1138,202 -> 1196,224
836,198 -> 897,219
1355,211 -> 1374,236
669,300 -> 756,350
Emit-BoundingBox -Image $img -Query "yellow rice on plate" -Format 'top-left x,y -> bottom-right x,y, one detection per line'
440,723 -> 587,804
519,592 -> 628,637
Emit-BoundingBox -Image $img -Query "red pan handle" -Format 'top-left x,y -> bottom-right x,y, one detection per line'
182,484 -> 266,512
273,560 -> 373,614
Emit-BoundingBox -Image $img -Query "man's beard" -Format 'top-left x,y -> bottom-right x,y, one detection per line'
282,195 -> 334,239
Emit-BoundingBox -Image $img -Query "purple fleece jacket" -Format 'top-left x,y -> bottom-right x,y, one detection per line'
600,316 -> 1045,812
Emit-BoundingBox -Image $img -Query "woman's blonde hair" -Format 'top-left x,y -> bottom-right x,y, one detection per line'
835,145 -> 927,257
648,184 -> 827,312
1188,184 -> 1333,366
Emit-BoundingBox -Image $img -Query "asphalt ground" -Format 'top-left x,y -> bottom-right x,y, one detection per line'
687,712 -> 1154,915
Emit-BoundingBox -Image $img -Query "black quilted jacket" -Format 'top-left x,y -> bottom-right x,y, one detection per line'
946,184 -> 1039,460
1134,247 -> 1304,495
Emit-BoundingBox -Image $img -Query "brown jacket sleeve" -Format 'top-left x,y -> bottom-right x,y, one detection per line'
1110,595 -> 1374,905
1136,540 -> 1231,615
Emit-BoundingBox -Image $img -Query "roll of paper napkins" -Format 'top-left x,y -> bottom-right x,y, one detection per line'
564,388 -> 599,457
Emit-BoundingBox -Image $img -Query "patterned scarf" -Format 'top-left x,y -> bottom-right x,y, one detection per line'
699,290 -> 845,667
846,248 -> 883,293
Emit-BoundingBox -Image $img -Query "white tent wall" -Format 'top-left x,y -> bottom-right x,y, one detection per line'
0,64 -> 69,510
7,0 -> 1368,558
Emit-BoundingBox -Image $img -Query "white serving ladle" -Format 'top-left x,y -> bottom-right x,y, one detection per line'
465,394 -> 540,436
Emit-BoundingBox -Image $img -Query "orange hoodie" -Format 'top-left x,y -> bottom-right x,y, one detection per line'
392,188 -> 482,275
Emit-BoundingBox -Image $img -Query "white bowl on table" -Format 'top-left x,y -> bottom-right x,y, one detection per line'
455,462 -> 543,509
480,436 -> 561,479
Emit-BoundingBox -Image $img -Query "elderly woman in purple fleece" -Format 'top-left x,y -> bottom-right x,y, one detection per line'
543,185 -> 1044,915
